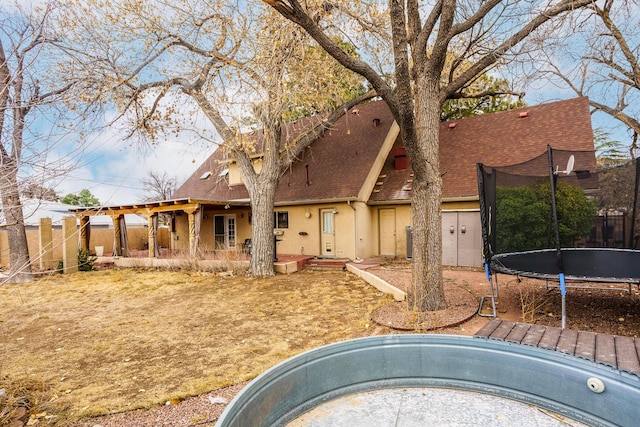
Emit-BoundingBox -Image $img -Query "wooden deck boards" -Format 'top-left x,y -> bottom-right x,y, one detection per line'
475,319 -> 640,377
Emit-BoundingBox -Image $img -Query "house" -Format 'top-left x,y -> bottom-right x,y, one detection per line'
71,97 -> 597,267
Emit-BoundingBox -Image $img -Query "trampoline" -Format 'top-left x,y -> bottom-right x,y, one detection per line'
477,146 -> 640,328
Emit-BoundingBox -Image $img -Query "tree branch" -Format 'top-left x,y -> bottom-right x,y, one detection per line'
389,0 -> 413,98
450,0 -> 502,37
279,89 -> 376,172
441,0 -> 593,103
0,41 -> 11,155
591,100 -> 640,135
428,0 -> 457,74
406,0 -> 421,48
262,0 -> 397,108
594,0 -> 640,88
414,0 -> 442,64
447,89 -> 525,100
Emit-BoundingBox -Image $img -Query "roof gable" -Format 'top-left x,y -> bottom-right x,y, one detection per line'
174,97 -> 595,205
369,97 -> 596,202
173,100 -> 396,203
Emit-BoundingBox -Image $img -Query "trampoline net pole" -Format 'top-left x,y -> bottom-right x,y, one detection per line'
548,146 -> 569,329
560,273 -> 567,329
477,163 -> 498,318
631,158 -> 640,249
547,146 -> 563,265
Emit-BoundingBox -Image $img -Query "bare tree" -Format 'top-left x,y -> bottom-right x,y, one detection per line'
64,0 -> 373,276
141,171 -> 178,202
0,2 -> 86,282
19,183 -> 59,201
264,0 -> 592,310
537,0 -> 640,157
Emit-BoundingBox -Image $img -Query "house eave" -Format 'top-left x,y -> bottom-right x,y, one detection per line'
367,195 -> 479,206
367,199 -> 411,206
69,198 -> 251,217
274,197 -> 359,207
443,195 -> 479,203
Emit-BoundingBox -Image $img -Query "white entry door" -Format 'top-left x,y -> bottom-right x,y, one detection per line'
214,214 -> 236,250
320,209 -> 336,257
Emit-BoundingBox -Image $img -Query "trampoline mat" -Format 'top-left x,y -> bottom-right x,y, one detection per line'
491,248 -> 640,283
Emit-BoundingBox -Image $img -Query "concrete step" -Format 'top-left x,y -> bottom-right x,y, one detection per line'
303,258 -> 349,271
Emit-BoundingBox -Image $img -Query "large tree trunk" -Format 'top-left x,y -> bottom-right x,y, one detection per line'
0,162 -> 33,283
407,75 -> 445,311
247,180 -> 277,276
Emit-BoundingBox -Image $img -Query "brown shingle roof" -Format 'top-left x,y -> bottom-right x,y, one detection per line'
173,100 -> 395,203
174,97 -> 595,205
369,97 -> 595,202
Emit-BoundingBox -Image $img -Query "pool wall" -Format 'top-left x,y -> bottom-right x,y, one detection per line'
216,335 -> 640,427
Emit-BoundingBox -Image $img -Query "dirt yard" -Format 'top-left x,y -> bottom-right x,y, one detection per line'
1,266 -> 639,426
368,264 -> 640,336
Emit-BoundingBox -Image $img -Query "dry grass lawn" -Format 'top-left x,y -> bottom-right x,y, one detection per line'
0,268 -> 393,424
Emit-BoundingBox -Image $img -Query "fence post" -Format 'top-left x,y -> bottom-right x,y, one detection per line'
39,217 -> 54,271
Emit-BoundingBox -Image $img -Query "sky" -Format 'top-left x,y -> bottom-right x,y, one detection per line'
50,90 -> 630,207
8,0 -> 636,207
54,128 -> 212,206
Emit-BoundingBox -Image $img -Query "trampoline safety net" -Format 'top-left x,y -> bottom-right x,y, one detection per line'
477,147 -> 599,257
476,146 -> 640,281
477,146 -> 640,328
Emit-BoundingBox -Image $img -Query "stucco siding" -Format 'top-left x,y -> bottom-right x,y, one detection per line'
0,226 -> 166,270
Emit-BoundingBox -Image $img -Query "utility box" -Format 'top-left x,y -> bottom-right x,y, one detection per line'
406,226 -> 413,259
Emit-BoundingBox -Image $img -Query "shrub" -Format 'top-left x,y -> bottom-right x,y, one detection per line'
496,181 -> 596,253
78,249 -> 97,272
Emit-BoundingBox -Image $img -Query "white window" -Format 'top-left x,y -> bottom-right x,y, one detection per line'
322,211 -> 334,234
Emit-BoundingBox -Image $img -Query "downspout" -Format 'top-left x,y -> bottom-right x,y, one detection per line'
347,201 -> 360,261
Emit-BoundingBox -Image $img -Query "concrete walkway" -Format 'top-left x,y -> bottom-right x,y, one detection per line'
346,259 -> 407,301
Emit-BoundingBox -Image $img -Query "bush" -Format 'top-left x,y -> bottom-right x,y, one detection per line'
55,250 -> 97,273
496,181 -> 596,253
78,249 -> 97,271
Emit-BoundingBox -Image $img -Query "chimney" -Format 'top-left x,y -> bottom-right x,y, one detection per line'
392,147 -> 408,170
373,118 -> 381,127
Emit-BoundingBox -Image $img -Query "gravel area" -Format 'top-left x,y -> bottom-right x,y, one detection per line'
66,382 -> 247,427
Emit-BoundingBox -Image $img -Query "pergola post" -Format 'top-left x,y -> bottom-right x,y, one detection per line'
184,205 -> 201,258
148,213 -> 156,258
188,211 -> 197,258
112,214 -> 122,256
79,216 -> 90,252
39,217 -> 54,271
62,216 -> 78,273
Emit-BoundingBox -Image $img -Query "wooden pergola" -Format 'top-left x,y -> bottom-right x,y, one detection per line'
69,198 -> 249,258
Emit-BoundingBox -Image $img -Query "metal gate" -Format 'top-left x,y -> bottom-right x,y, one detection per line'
588,213 -> 627,248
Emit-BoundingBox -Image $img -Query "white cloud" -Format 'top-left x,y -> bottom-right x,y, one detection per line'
56,135 -> 212,206
53,88 -> 221,205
